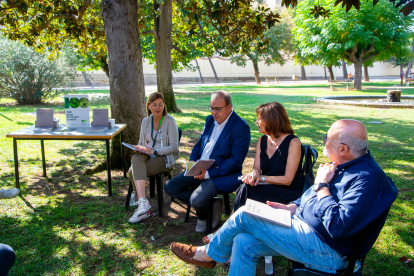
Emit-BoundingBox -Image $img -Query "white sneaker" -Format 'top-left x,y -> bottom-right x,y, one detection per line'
136,197 -> 151,216
0,188 -> 20,200
195,219 -> 207,233
128,210 -> 150,224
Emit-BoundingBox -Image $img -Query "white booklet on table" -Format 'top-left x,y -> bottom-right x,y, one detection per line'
181,159 -> 215,176
244,198 -> 292,228
122,142 -> 151,156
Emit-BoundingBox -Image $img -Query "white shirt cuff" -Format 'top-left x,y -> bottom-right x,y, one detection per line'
204,171 -> 210,180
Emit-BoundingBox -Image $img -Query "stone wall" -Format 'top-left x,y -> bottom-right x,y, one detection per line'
70,57 -> 400,86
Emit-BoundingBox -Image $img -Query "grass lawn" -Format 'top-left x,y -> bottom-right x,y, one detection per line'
0,82 -> 413,275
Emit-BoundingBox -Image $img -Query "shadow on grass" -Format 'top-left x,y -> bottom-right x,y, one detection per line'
1,171 -> 232,275
1,90 -> 413,275
16,121 -> 33,126
0,113 -> 14,121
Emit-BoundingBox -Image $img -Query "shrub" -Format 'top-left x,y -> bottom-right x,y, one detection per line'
0,36 -> 75,104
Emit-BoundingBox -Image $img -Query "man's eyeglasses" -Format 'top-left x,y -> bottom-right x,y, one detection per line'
208,105 -> 227,112
323,134 -> 350,149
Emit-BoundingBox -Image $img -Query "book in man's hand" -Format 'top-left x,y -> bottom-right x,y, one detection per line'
180,159 -> 215,177
244,198 -> 291,228
122,142 -> 151,156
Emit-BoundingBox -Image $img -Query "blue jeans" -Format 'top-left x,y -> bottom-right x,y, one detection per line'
0,243 -> 15,276
206,207 -> 348,275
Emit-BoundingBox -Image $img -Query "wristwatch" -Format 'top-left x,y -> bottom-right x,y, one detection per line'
154,149 -> 158,156
261,176 -> 265,182
313,182 -> 329,192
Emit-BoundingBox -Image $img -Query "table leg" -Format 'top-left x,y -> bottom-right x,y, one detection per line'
121,130 -> 126,178
13,138 -> 20,189
106,140 -> 112,196
41,139 -> 47,177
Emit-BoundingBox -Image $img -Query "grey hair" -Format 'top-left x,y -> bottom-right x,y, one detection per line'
211,90 -> 232,106
337,133 -> 368,156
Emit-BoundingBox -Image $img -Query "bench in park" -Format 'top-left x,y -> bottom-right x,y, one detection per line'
328,79 -> 352,91
405,77 -> 414,85
265,77 -> 279,84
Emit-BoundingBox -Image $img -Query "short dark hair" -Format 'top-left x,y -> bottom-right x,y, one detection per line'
146,92 -> 167,117
255,102 -> 294,138
211,90 -> 232,106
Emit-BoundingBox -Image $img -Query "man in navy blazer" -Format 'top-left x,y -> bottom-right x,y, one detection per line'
164,91 -> 250,233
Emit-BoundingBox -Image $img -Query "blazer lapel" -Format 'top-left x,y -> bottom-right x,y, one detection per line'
211,112 -> 236,154
200,119 -> 214,153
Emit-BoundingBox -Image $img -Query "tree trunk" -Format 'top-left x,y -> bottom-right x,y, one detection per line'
324,66 -> 327,80
341,59 -> 348,79
301,66 -> 307,80
353,59 -> 363,89
407,40 -> 414,73
153,0 -> 180,113
252,58 -> 261,84
364,65 -> 369,82
81,71 -> 92,86
195,59 -> 204,83
101,0 -> 146,169
208,57 -> 219,82
328,66 -> 334,80
100,57 -> 110,78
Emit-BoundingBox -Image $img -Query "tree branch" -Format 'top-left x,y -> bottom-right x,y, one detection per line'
0,7 -> 15,11
34,0 -> 91,32
171,45 -> 185,55
362,49 -> 384,62
194,18 -> 222,53
5,0 -> 25,14
343,55 -> 353,63
348,43 -> 358,63
360,42 -> 375,60
200,0 -> 248,37
142,30 -> 156,36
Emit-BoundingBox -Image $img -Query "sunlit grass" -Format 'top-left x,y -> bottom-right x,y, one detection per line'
0,81 -> 413,275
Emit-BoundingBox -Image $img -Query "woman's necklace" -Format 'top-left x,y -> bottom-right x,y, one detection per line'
269,136 -> 279,148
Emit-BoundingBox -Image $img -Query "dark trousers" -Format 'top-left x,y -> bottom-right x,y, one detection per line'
164,172 -> 218,220
0,244 -> 15,276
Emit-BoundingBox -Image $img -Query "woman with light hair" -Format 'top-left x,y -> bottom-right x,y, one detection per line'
127,92 -> 179,224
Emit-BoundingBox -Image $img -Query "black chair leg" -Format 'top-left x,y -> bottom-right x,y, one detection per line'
125,180 -> 133,210
185,205 -> 191,223
206,197 -> 215,234
223,193 -> 231,215
286,259 -> 293,276
149,176 -> 156,198
156,173 -> 164,217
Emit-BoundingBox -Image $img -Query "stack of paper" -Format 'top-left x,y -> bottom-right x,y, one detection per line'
34,108 -> 55,133
88,109 -> 108,133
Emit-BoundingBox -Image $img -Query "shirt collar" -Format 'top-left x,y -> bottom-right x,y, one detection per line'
336,150 -> 371,171
214,109 -> 234,128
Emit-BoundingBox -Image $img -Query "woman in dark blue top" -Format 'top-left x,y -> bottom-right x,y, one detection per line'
234,102 -> 305,211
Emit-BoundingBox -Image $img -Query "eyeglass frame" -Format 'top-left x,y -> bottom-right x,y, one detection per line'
323,134 -> 350,150
208,105 -> 228,112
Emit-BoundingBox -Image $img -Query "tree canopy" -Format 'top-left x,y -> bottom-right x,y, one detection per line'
230,8 -> 294,83
293,0 -> 414,88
